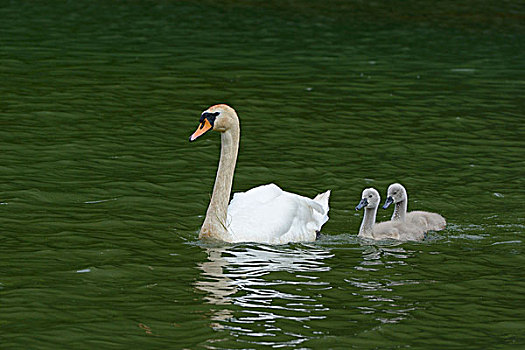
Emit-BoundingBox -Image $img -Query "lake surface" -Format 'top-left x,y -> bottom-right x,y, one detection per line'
1,0 -> 524,348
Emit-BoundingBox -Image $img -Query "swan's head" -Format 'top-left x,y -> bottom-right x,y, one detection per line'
382,183 -> 407,209
355,188 -> 381,211
189,104 -> 239,142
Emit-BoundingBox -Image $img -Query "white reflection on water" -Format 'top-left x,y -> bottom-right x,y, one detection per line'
347,244 -> 423,325
195,244 -> 333,346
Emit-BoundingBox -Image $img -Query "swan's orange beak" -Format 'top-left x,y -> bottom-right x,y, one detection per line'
189,118 -> 213,142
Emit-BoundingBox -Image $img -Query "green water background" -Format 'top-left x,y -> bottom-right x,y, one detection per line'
1,0 -> 524,348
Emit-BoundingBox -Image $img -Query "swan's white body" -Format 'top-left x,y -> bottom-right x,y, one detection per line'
384,183 -> 446,232
190,104 -> 330,244
227,184 -> 330,244
356,188 -> 425,241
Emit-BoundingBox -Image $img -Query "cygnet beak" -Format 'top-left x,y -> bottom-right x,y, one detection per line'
355,198 -> 368,211
382,196 -> 394,209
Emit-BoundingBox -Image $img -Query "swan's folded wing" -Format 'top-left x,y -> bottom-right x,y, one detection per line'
228,183 -> 283,216
407,211 -> 446,231
227,184 -> 330,243
227,193 -> 296,242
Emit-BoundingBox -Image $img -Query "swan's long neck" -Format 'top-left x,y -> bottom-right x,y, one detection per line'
200,125 -> 239,240
392,195 -> 407,221
360,206 -> 377,237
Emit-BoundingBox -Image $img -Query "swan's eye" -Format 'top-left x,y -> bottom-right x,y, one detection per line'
393,191 -> 397,195
368,195 -> 372,198
199,111 -> 220,124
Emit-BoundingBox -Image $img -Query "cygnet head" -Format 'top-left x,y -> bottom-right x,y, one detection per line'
189,104 -> 239,141
382,183 -> 407,209
355,188 -> 381,211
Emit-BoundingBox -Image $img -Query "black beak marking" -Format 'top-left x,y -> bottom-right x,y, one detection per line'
356,198 -> 368,211
382,196 -> 394,209
200,111 -> 219,126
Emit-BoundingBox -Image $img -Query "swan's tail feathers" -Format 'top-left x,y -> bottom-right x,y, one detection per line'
313,190 -> 331,212
312,190 -> 331,227
434,215 -> 447,231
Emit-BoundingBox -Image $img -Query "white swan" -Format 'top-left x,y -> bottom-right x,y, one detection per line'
382,183 -> 446,231
189,104 -> 331,244
355,188 -> 425,241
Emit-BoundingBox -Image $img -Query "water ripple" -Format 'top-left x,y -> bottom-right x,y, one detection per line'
195,244 -> 333,346
1,0 -> 523,348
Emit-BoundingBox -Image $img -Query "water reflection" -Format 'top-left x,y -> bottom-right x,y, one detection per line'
195,241 -> 427,344
195,244 -> 333,346
357,244 -> 413,271
346,244 -> 422,325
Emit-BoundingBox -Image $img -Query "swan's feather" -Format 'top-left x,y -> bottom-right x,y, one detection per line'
226,184 -> 330,244
406,211 -> 446,231
386,183 -> 446,232
357,187 -> 425,241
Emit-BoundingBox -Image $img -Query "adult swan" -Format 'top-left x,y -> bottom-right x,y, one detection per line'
189,104 -> 331,244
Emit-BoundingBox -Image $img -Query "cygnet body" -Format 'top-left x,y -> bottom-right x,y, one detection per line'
383,183 -> 446,231
355,188 -> 425,241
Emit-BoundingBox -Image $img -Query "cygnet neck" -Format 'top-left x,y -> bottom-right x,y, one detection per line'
392,192 -> 408,221
360,205 -> 378,236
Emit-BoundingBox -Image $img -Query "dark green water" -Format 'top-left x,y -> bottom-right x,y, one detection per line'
1,0 -> 524,348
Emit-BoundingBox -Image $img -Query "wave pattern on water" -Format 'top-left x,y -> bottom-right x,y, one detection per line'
195,244 -> 333,347
1,0 -> 524,348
